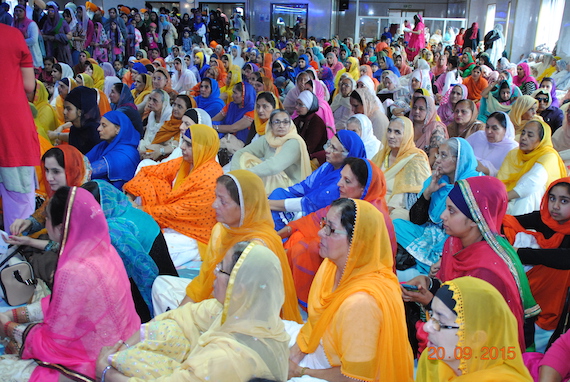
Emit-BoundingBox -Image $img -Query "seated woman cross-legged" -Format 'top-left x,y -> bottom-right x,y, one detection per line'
230,109 -> 312,194
151,171 -> 303,323
0,187 -> 140,381
95,242 -> 290,382
124,124 -> 223,267
286,199 -> 414,381
373,116 -> 431,220
497,118 -> 566,215
416,277 -> 533,381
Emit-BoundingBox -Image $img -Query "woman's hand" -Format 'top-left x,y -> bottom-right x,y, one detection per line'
0,313 -> 10,337
423,168 -> 446,200
142,144 -> 163,160
288,358 -> 303,380
5,235 -> 32,247
10,219 -> 32,236
96,341 -> 125,379
289,342 -> 306,364
429,259 -> 441,278
401,275 -> 434,306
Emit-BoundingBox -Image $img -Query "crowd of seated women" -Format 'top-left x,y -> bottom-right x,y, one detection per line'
4,12 -> 570,381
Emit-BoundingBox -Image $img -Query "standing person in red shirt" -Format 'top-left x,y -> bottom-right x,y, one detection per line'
0,23 -> 40,229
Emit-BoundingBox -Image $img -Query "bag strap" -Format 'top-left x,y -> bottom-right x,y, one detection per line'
13,269 -> 35,286
0,247 -> 22,268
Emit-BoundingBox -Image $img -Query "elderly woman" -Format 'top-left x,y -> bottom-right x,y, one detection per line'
330,74 -> 356,131
231,109 -> 311,194
393,138 -> 479,278
48,86 -> 101,154
498,119 -> 566,215
467,111 -> 519,177
278,158 -> 396,308
287,198 -> 413,381
416,278 -> 532,381
350,87 -> 389,141
268,130 -> 366,230
411,94 -> 448,165
0,187 -> 140,381
378,70 -> 411,116
437,84 -> 468,126
509,95 -> 539,139
124,124 -> 223,267
244,91 -> 281,144
446,99 -> 485,138
138,89 -> 172,157
94,242 -> 289,382
346,114 -> 381,159
373,117 -> 431,220
293,90 -> 329,162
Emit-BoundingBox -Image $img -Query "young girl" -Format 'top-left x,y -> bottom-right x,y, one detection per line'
146,22 -> 159,51
182,29 -> 192,53
108,20 -> 124,64
91,22 -> 109,62
503,177 -> 570,353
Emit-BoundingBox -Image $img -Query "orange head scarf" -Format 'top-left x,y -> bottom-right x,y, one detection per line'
41,146 -> 87,197
151,96 -> 197,144
254,91 -> 282,136
297,199 -> 413,381
186,170 -> 302,323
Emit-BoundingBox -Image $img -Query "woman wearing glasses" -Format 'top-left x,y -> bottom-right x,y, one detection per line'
287,198 -> 413,381
402,176 -> 538,351
268,130 -> 366,231
230,109 -> 312,194
534,89 -> 564,132
416,277 -> 532,381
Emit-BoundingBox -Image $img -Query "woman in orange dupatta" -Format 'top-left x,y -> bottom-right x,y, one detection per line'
183,170 -> 303,323
503,177 -> 570,351
463,65 -> 488,103
209,58 -> 227,88
279,158 -> 396,309
288,198 -> 413,381
124,124 -> 222,247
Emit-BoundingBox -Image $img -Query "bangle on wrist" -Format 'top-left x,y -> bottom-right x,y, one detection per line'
300,367 -> 309,377
101,365 -> 112,382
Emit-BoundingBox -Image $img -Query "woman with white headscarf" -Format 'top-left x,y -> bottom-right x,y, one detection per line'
409,59 -> 433,95
49,63 -> 74,106
331,74 -> 356,130
346,114 -> 382,159
357,75 -> 386,114
138,89 -> 173,157
484,24 -> 505,69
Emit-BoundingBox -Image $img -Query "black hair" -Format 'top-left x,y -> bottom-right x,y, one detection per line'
42,147 -> 65,167
350,89 -> 363,104
541,77 -> 554,86
526,120 -> 545,140
137,73 -> 148,85
49,186 -> 71,227
52,63 -> 62,73
145,64 -> 155,73
234,81 -> 244,94
256,91 -> 276,108
112,82 -> 124,94
85,61 -> 94,70
176,94 -> 192,109
330,198 -> 356,242
448,56 -> 459,80
472,65 -> 481,72
487,111 -> 508,129
248,379 -> 279,382
230,241 -> 249,270
216,175 -> 240,205
550,182 -> 570,196
342,157 -> 368,188
80,181 -> 101,204
174,57 -> 182,64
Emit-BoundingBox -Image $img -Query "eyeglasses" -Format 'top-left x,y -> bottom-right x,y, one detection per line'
428,312 -> 460,331
320,218 -> 348,236
272,119 -> 291,126
215,264 -> 231,277
323,140 -> 347,154
536,97 -> 549,103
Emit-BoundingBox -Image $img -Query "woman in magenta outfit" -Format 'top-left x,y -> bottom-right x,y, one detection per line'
406,14 -> 425,61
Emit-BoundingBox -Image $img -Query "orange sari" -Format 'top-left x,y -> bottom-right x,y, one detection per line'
124,124 -> 222,243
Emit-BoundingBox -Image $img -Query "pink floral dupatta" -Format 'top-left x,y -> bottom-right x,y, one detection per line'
21,187 -> 140,382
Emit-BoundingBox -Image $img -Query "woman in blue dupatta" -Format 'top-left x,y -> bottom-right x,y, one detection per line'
194,78 -> 225,117
86,110 -> 140,190
109,83 -> 143,138
319,66 -> 335,95
393,137 -> 480,279
268,129 -> 366,230
377,55 -> 401,77
478,72 -> 523,123
212,81 -> 256,143
272,58 -> 295,82
82,180 -> 177,322
293,54 -> 310,77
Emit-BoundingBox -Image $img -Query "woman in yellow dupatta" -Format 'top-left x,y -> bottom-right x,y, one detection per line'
76,73 -> 112,116
184,170 -> 302,323
498,118 -> 566,215
220,64 -> 242,103
87,59 -> 106,90
289,198 -> 414,381
373,116 -> 431,220
98,242 -> 289,382
32,80 -> 59,138
417,277 -> 532,381
509,95 -> 539,139
334,56 -> 360,87
131,73 -> 153,114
